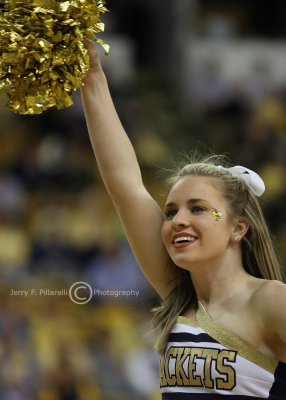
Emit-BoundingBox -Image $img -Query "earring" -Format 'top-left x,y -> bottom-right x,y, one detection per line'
234,236 -> 239,241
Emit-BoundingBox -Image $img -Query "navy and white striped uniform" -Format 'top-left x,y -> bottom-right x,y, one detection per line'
160,302 -> 286,399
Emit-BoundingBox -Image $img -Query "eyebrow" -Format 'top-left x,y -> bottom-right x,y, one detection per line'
165,198 -> 209,208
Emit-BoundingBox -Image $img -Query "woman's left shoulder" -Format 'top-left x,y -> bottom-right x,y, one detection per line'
252,279 -> 286,306
251,279 -> 286,360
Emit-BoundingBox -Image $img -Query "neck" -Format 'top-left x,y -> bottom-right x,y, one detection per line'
190,249 -> 251,307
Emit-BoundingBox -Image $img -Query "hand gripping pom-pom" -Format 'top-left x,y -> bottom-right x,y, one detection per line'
0,0 -> 109,114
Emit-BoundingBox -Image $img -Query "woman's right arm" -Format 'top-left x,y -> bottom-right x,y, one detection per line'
80,41 -> 173,299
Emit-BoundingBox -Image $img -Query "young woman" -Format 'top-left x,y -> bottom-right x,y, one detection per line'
80,40 -> 286,398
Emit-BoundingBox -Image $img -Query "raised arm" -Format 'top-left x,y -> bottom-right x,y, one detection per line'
80,41 -> 173,299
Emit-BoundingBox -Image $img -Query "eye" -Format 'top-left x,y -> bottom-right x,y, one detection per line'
191,205 -> 205,214
164,209 -> 177,219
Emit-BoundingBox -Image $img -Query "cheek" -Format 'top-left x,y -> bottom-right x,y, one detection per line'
196,216 -> 216,232
199,217 -> 230,240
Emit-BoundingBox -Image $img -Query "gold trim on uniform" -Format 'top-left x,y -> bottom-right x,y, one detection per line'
196,302 -> 278,374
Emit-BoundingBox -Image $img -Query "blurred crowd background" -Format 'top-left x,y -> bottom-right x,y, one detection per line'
1,0 -> 286,399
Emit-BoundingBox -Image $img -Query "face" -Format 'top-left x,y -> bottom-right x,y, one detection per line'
161,175 -> 235,271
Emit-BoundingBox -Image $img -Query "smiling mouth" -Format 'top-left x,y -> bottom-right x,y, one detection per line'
172,236 -> 198,248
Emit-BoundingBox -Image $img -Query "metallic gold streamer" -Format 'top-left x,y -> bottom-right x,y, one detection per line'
0,0 -> 109,114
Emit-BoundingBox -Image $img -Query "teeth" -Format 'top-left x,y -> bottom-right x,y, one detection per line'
174,236 -> 197,243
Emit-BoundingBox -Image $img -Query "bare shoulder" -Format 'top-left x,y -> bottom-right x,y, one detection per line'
250,279 -> 286,319
251,279 -> 286,309
251,279 -> 286,361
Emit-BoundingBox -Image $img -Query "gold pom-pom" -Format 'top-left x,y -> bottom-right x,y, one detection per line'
0,0 -> 109,114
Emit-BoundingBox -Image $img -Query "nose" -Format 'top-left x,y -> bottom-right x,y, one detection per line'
171,208 -> 191,229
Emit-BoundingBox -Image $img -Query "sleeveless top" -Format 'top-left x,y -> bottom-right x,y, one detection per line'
160,302 -> 286,399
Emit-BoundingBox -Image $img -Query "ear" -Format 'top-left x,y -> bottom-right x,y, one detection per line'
231,217 -> 250,242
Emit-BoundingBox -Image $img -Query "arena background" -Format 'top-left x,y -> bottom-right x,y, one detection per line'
0,1 -> 286,399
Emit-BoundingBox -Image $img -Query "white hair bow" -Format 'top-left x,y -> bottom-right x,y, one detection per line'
218,165 -> 265,197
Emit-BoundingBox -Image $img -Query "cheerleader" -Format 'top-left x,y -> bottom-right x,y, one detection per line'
80,40 -> 286,398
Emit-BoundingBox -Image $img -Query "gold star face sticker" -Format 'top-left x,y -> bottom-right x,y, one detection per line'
212,208 -> 223,221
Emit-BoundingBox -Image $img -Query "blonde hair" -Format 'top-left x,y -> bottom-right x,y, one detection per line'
152,154 -> 283,354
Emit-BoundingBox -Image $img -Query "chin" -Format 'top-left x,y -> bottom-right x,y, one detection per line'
171,255 -> 202,272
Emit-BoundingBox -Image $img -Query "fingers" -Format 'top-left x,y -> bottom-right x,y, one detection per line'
83,39 -> 102,74
83,38 -> 95,50
83,39 -> 99,58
